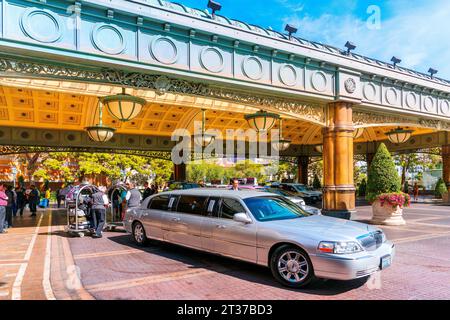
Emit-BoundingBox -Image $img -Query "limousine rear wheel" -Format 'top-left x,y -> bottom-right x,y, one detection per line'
132,222 -> 148,246
270,245 -> 314,288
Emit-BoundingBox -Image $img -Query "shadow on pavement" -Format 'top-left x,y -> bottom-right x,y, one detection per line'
107,233 -> 369,296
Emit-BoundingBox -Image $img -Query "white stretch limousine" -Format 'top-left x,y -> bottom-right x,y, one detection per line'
124,189 -> 394,288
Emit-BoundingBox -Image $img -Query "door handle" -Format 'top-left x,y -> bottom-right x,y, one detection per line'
216,224 -> 226,229
172,218 -> 181,222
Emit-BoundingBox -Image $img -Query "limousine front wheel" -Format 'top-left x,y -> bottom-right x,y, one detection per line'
270,245 -> 314,288
132,222 -> 148,246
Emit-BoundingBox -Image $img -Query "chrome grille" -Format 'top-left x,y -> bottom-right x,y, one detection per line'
357,231 -> 384,251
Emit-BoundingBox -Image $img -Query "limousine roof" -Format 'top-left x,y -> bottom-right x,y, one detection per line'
161,188 -> 273,199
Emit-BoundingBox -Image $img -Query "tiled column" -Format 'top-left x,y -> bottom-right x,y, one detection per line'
322,102 -> 356,219
442,145 -> 450,192
297,156 -> 309,185
174,163 -> 187,182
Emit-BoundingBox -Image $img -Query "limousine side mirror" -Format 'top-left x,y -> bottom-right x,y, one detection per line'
233,213 -> 252,224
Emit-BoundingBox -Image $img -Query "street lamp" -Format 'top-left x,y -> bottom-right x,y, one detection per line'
101,88 -> 146,122
386,127 -> 414,144
244,110 -> 280,133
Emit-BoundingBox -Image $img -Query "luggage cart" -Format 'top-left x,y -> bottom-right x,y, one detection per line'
64,184 -> 98,238
106,184 -> 127,232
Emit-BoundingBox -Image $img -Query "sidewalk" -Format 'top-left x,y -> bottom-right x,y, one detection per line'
0,208 -> 93,300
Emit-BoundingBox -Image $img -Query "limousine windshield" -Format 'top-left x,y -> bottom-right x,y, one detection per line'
244,196 -> 311,222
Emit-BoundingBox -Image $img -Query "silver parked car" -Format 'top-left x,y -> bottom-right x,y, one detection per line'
124,190 -> 395,288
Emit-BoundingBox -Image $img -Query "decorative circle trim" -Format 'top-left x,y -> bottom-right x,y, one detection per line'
242,56 -> 264,81
423,96 -> 435,112
385,87 -> 399,105
405,92 -> 418,109
440,100 -> 450,115
363,83 -> 377,101
20,8 -> 63,43
279,64 -> 298,87
91,23 -> 126,55
150,36 -> 179,65
344,78 -> 356,94
199,47 -> 224,73
311,71 -> 327,92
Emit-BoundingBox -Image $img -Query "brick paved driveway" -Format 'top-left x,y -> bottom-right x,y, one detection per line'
69,203 -> 450,300
1,203 -> 449,300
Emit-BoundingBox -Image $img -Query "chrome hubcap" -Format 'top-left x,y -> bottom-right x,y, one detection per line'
134,224 -> 144,243
278,251 -> 308,283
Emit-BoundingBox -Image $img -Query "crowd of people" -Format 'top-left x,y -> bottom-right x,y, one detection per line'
0,181 -> 161,236
0,183 -> 43,233
79,182 -> 160,238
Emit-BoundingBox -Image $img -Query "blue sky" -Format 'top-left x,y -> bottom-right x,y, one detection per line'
177,0 -> 450,80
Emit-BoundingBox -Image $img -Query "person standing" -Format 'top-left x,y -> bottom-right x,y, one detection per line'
230,179 -> 240,191
11,186 -> 17,217
89,186 -> 109,238
44,188 -> 51,208
126,183 -> 142,209
56,187 -> 64,208
5,186 -> 14,229
142,182 -> 153,200
0,183 -> 8,234
413,182 -> 420,202
15,187 -> 25,217
29,185 -> 39,217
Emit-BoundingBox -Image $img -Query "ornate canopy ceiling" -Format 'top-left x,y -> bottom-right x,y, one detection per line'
0,80 -> 439,148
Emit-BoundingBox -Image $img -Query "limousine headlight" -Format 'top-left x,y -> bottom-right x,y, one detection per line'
318,241 -> 363,254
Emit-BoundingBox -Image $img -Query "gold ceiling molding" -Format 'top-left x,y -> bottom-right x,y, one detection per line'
0,57 -> 324,125
353,110 -> 450,131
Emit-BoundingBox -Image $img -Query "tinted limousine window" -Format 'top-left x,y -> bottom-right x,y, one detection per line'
149,195 -> 170,210
221,198 -> 246,220
176,196 -> 208,216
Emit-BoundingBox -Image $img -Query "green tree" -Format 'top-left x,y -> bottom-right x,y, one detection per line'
312,174 -> 322,189
358,178 -> 367,197
366,143 -> 401,202
309,158 -> 323,185
434,178 -> 448,198
149,159 -> 173,187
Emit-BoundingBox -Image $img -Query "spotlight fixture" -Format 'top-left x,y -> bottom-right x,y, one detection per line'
285,24 -> 298,39
207,0 -> 222,17
391,56 -> 401,68
428,68 -> 438,79
344,41 -> 356,55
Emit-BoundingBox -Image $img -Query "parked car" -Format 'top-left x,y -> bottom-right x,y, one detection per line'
278,183 -> 322,204
124,190 -> 394,288
261,188 -> 306,206
260,188 -> 321,215
169,182 -> 201,190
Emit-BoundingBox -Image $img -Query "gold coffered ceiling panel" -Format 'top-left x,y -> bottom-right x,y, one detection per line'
0,80 -> 440,147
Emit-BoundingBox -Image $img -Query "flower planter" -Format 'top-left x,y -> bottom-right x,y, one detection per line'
370,199 -> 406,226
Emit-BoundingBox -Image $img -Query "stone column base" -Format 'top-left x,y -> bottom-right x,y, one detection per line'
322,209 -> 357,220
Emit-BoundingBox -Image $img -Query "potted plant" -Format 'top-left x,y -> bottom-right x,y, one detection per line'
366,143 -> 408,226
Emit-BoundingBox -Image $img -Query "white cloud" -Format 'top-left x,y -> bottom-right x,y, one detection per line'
280,0 -> 450,79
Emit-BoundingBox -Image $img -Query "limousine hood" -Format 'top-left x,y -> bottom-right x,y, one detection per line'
267,215 -> 377,241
